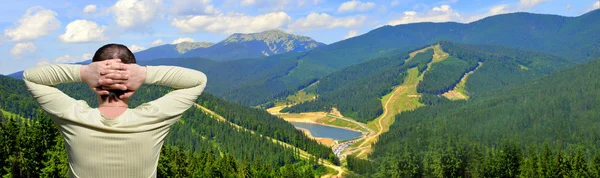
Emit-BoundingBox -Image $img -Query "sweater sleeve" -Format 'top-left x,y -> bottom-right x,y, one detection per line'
141,66 -> 207,119
23,64 -> 82,117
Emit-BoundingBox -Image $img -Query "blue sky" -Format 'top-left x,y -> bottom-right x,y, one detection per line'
0,0 -> 598,75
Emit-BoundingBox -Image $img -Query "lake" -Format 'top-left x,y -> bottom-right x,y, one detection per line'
291,122 -> 363,141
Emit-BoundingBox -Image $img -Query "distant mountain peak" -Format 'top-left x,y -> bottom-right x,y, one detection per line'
195,29 -> 325,58
175,42 -> 215,54
224,29 -> 317,44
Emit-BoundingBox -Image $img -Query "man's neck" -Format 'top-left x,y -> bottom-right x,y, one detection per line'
98,99 -> 129,118
99,101 -> 128,108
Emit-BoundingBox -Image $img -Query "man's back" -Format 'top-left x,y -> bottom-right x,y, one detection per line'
24,64 -> 207,178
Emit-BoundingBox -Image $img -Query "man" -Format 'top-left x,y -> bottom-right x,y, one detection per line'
23,44 -> 207,177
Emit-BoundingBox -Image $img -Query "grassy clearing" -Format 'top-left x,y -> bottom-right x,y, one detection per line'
1,109 -> 25,120
365,68 -> 423,134
348,45 -> 450,158
443,62 -> 483,100
273,81 -> 319,107
315,116 -> 368,132
274,90 -> 317,106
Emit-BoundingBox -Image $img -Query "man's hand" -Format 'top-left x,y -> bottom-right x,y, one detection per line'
100,63 -> 146,99
81,59 -> 128,95
118,64 -> 146,99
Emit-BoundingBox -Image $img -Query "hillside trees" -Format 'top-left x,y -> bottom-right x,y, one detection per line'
287,48 -> 433,122
360,56 -> 600,176
0,73 -> 333,177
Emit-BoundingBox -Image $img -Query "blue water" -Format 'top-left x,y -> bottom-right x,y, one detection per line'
291,122 -> 363,141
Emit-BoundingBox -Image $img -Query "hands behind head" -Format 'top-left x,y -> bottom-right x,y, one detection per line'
81,59 -> 146,100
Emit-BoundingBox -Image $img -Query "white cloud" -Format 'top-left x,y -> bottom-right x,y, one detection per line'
59,20 -> 107,43
518,0 -> 550,8
171,12 -> 291,34
36,59 -> 50,66
36,54 -> 90,65
110,0 -> 162,30
129,45 -> 146,52
151,39 -> 165,46
83,4 -> 97,13
171,37 -> 194,44
595,1 -> 600,9
388,5 -> 460,25
344,30 -> 358,39
241,0 -> 256,6
171,0 -> 219,15
289,13 -> 366,31
11,42 -> 36,57
297,0 -> 321,6
82,53 -> 93,60
53,55 -> 79,63
338,0 -> 376,13
4,7 -> 60,42
465,4 -> 511,22
488,4 -> 509,15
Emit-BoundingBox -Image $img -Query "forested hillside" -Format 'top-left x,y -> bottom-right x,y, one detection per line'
349,55 -> 600,177
285,47 -> 432,122
0,74 -> 334,177
283,42 -> 572,123
207,10 -> 600,106
8,10 -> 600,107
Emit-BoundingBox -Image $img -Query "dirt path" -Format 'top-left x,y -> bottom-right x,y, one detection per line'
350,45 -> 450,158
261,44 -> 452,175
354,82 -> 411,157
195,104 -> 346,177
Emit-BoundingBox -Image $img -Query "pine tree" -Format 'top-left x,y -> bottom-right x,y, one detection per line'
569,149 -> 589,177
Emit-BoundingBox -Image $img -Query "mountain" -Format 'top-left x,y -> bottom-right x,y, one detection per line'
134,41 -> 215,61
181,29 -> 325,61
10,10 -> 600,107
284,42 -> 574,122
359,56 -> 600,177
214,10 -> 600,106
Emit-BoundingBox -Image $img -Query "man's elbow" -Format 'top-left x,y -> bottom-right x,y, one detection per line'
196,71 -> 207,87
22,68 -> 33,82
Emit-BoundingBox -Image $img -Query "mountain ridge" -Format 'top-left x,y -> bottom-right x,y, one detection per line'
182,29 -> 325,60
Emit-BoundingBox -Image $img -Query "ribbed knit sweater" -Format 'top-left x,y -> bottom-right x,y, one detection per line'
23,64 -> 207,178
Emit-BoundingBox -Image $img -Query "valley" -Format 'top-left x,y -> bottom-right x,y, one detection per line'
2,6 -> 600,177
194,104 -> 346,177
268,45 -> 453,161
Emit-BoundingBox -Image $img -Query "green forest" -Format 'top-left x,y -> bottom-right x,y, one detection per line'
284,41 -> 572,123
149,10 -> 600,107
0,74 -> 334,177
284,48 -> 432,123
0,113 -> 324,177
346,49 -> 600,176
3,9 -> 600,178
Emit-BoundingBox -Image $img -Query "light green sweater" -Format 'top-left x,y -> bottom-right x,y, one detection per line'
23,64 -> 207,178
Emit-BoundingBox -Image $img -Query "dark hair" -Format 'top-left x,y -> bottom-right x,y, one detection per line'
92,43 -> 136,102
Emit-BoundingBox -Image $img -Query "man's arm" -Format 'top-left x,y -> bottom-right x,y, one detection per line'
23,64 -> 82,116
23,60 -> 127,116
140,66 -> 207,119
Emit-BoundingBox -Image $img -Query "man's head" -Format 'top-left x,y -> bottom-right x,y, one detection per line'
92,43 -> 136,102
